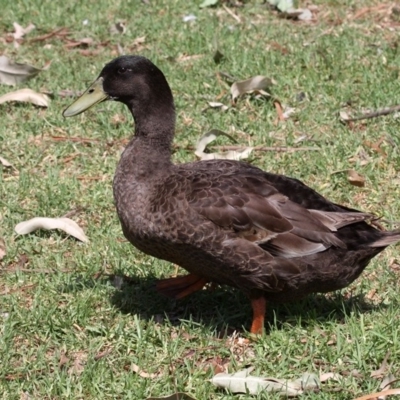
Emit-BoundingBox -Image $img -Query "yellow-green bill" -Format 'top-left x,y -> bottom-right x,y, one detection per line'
63,77 -> 108,117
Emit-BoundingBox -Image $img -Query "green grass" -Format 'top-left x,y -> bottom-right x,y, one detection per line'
1,1 -> 400,398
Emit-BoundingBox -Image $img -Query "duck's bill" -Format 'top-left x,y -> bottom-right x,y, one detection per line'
63,77 -> 108,117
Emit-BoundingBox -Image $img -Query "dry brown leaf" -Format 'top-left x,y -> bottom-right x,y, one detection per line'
19,392 -> 31,400
0,88 -> 50,107
371,352 -> 391,378
65,38 -> 94,48
231,75 -> 274,103
59,352 -> 70,368
131,363 -> 161,379
15,217 -> 89,243
68,352 -> 87,376
0,56 -> 42,86
0,238 -> 6,261
352,388 -> 400,400
348,170 -> 365,187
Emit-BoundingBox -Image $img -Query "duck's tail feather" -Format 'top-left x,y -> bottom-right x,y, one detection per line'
370,231 -> 400,247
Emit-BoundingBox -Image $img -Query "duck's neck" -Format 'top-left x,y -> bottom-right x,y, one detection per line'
118,101 -> 175,180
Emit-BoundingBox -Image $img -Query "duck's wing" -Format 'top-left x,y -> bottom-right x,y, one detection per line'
186,172 -> 372,259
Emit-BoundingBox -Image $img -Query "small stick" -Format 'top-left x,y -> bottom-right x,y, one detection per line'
343,104 -> 400,122
222,4 -> 242,23
30,27 -> 68,42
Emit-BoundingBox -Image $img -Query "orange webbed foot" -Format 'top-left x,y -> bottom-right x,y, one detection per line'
156,273 -> 208,299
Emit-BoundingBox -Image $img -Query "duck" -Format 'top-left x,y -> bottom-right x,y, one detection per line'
63,55 -> 400,335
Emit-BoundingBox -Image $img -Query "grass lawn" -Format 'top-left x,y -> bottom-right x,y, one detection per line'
1,0 -> 400,398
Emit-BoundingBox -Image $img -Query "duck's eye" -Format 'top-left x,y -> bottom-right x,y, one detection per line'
118,67 -> 127,74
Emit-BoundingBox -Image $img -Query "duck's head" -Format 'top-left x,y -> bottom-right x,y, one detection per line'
63,55 -> 173,118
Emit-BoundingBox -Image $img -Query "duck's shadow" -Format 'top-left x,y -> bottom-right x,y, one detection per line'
100,272 -> 388,334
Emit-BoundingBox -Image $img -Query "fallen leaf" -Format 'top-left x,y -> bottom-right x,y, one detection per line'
352,388 -> 400,400
199,0 -> 218,8
195,129 -> 253,161
182,14 -> 197,22
207,101 -> 229,111
0,88 -> 50,107
0,238 -> 6,261
319,372 -> 341,382
131,363 -> 161,379
19,392 -> 31,400
0,56 -> 42,86
231,75 -> 273,103
65,38 -> 94,48
283,8 -> 313,21
347,170 -> 365,187
211,369 -> 319,396
15,217 -> 89,243
110,21 -> 126,35
59,352 -> 70,368
147,393 -> 197,400
13,22 -> 35,40
68,351 -> 87,376
267,0 -> 293,12
0,156 -> 12,167
371,352 -> 391,378
380,374 -> 395,397
340,111 -> 351,122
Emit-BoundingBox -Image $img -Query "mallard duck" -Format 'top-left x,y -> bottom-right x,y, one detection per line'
63,55 -> 400,335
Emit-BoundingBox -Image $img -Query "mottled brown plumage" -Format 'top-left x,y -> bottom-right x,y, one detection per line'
64,56 -> 400,334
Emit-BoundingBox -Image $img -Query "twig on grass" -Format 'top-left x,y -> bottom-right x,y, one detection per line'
342,104 -> 400,122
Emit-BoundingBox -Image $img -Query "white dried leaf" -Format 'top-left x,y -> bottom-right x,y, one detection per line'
319,372 -> 341,382
208,101 -> 229,111
0,156 -> 12,167
211,368 -> 319,396
195,129 -> 236,156
0,88 -> 50,107
282,8 -> 313,20
195,129 -> 253,160
182,14 -> 197,22
13,22 -> 35,40
15,217 -> 89,243
200,147 -> 253,161
0,56 -> 42,86
231,75 -> 273,102
339,111 -> 351,121
297,8 -> 312,21
282,106 -> 296,119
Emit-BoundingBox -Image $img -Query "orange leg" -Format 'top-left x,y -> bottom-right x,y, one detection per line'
156,274 -> 208,299
250,296 -> 267,335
